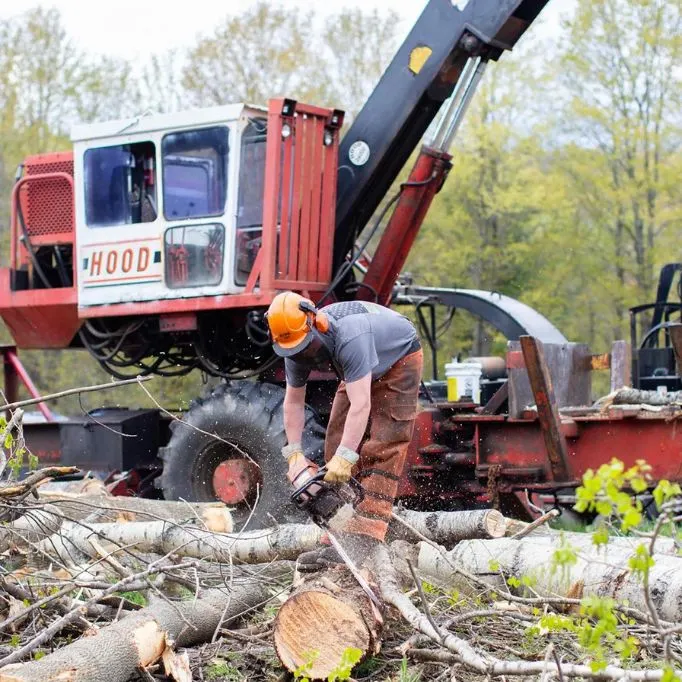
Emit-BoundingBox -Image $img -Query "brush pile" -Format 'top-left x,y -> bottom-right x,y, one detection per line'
0,466 -> 678,682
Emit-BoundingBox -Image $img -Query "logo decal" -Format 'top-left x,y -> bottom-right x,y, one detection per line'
349,140 -> 370,167
81,238 -> 162,289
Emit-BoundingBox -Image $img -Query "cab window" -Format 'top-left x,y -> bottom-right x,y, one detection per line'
84,141 -> 157,227
162,127 -> 229,220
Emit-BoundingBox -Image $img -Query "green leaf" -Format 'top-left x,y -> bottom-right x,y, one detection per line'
592,525 -> 609,547
595,500 -> 612,517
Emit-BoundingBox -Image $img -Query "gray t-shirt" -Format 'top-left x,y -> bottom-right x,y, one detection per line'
285,301 -> 419,388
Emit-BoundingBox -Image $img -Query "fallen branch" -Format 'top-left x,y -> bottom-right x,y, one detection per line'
0,376 -> 153,413
0,577 -> 271,681
378,544 -> 679,680
34,493 -> 234,528
0,467 -> 78,499
0,558 -> 201,669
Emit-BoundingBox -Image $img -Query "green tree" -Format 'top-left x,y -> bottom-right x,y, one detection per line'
556,0 -> 682,338
182,1 -> 322,107
406,56 -> 554,363
320,8 -> 400,118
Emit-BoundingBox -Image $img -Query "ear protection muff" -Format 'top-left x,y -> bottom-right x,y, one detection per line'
299,300 -> 329,334
314,311 -> 329,334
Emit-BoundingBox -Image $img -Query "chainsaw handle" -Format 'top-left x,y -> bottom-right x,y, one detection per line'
290,467 -> 364,505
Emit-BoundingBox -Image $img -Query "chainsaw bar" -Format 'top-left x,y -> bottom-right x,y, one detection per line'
325,530 -> 383,614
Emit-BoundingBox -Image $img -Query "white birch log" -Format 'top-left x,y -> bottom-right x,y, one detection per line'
39,520 -> 323,564
37,493 -> 234,529
0,507 -> 64,552
0,580 -> 268,682
391,508 -> 507,545
418,536 -> 682,621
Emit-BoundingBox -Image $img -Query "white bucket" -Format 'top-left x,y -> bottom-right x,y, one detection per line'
445,360 -> 483,403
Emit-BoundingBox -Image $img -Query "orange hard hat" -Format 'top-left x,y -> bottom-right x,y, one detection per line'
266,292 -> 316,357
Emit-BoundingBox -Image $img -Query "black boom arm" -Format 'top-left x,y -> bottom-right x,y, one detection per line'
333,0 -> 550,272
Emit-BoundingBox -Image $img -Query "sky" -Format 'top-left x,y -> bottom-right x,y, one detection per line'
1,0 -> 576,62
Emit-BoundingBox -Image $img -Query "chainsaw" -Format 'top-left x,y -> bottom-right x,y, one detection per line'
290,464 -> 383,612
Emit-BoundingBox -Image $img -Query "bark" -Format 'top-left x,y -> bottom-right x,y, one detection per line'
39,520 -> 323,564
274,567 -> 382,680
391,508 -> 507,545
597,388 -> 682,407
418,536 -> 682,621
0,580 -> 268,682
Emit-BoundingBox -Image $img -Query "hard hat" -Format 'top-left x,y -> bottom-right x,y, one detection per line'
266,292 -> 328,357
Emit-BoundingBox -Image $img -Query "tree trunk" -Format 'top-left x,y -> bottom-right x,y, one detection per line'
0,580 -> 268,682
417,536 -> 682,621
39,520 -> 323,564
274,567 -> 382,680
0,500 -> 234,554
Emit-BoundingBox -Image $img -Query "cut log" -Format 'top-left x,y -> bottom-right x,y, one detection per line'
38,520 -> 322,564
391,508 -> 507,545
274,567 -> 382,680
418,536 -> 682,621
0,579 -> 269,682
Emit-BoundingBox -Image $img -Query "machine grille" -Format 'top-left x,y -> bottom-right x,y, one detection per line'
21,154 -> 74,237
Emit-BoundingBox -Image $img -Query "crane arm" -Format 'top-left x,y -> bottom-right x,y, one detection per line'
333,0 -> 550,273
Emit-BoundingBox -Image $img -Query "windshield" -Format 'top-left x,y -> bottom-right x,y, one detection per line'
162,126 -> 229,220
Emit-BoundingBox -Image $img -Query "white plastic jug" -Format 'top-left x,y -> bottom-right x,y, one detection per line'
445,360 -> 483,403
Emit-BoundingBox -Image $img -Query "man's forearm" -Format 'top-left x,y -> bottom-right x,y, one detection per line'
339,402 -> 371,453
283,386 -> 306,446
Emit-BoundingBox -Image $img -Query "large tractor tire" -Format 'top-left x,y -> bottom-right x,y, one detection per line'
158,380 -> 325,529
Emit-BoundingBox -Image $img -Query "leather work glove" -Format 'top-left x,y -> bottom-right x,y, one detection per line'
282,443 -> 313,484
324,445 -> 359,484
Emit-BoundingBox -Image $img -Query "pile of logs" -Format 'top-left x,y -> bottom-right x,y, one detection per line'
0,469 -> 679,681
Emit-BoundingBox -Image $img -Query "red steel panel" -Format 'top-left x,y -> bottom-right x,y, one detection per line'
286,114 -> 307,281
79,291 -> 276,318
291,102 -> 337,118
476,415 -> 682,485
303,117 -> 325,283
295,117 -> 313,282
0,270 -> 79,348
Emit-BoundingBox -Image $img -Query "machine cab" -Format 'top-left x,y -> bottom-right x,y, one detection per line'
0,99 -> 343,349
72,104 -> 267,306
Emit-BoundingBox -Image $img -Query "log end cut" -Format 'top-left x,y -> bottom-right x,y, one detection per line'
274,590 -> 371,680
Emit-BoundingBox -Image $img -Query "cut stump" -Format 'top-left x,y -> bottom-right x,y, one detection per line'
274,568 -> 382,680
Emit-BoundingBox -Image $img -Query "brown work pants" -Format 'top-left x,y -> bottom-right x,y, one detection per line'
324,349 -> 423,541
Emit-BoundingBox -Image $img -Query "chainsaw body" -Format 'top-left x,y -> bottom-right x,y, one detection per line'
290,466 -> 363,528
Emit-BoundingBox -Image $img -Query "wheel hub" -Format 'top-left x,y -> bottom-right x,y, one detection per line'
212,458 -> 261,505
